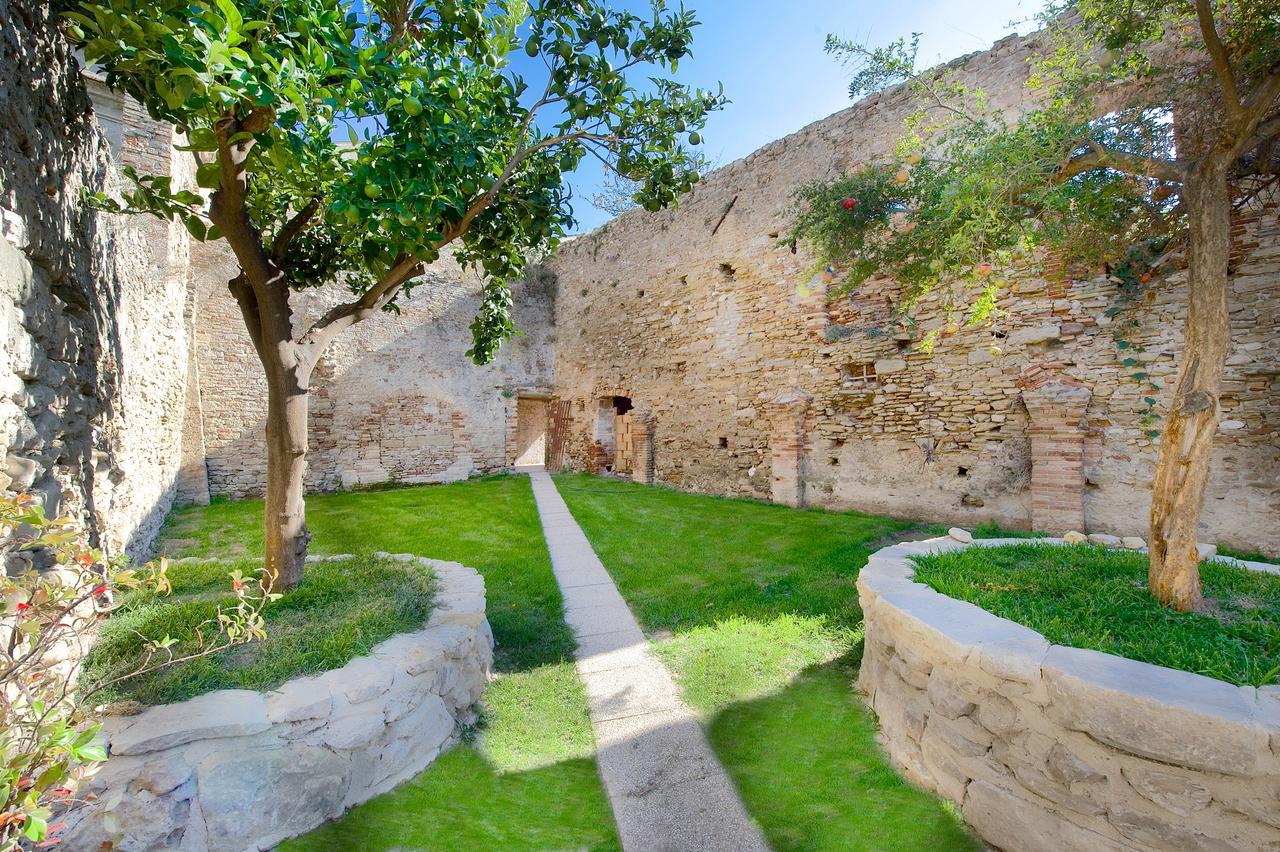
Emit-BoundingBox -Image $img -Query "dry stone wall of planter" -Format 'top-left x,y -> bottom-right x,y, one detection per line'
62,556 -> 494,851
857,537 -> 1280,852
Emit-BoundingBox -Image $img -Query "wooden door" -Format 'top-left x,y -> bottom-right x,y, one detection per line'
546,399 -> 571,472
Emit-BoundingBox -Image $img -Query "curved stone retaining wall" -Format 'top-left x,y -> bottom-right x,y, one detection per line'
65,555 -> 494,851
858,537 -> 1280,852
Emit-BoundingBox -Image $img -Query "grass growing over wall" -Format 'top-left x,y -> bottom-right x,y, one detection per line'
156,476 -> 619,851
912,543 -> 1280,686
83,555 -> 435,706
554,473 -> 977,851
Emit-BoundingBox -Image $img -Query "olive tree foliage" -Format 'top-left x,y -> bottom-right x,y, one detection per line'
789,1 -> 1279,611
65,0 -> 723,590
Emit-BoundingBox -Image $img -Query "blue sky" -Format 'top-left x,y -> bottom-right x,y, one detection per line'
558,0 -> 1047,232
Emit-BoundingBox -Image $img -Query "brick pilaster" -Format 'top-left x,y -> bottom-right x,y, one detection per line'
1021,376 -> 1092,533
767,388 -> 812,507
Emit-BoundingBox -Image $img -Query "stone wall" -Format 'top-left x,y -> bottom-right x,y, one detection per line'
185,243 -> 555,499
857,537 -> 1280,852
544,31 -> 1280,555
0,5 -> 191,559
63,556 -> 493,850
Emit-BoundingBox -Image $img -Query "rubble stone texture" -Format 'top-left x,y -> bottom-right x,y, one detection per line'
544,31 -> 1280,555
60,557 -> 494,851
857,537 -> 1280,852
0,1 -> 192,560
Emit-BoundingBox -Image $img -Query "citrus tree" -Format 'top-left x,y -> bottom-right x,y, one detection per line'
789,1 -> 1279,610
66,0 -> 723,590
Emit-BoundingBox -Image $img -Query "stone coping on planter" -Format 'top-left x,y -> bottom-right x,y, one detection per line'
64,554 -> 494,852
857,536 -> 1280,852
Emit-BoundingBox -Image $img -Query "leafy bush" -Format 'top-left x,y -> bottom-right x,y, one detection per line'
0,495 -> 273,849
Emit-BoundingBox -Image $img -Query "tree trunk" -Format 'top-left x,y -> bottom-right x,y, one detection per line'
1147,158 -> 1232,611
263,363 -> 312,592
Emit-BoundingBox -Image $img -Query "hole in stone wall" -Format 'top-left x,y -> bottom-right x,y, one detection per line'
719,262 -> 736,279
718,437 -> 729,449
957,466 -> 969,477
842,362 -> 878,387
829,457 -> 840,466
638,289 -> 645,298
612,396 -> 633,415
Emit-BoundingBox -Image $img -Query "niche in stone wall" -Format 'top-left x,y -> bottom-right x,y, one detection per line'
594,396 -> 634,474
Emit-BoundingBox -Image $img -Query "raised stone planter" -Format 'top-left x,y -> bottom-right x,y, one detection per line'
63,556 -> 494,851
858,537 -> 1280,852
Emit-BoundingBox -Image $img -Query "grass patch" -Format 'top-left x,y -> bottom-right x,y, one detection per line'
708,656 -> 976,851
157,475 -> 573,672
556,473 -> 976,850
912,543 -> 1280,686
281,660 -> 618,852
553,472 -> 917,634
83,555 -> 434,706
159,476 -> 618,850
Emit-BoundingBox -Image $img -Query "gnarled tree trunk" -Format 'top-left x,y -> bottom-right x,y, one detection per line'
1147,157 -> 1232,611
263,359 -> 312,592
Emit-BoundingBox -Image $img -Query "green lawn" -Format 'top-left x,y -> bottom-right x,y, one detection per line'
913,542 -> 1280,686
156,476 -> 618,851
83,555 -> 435,706
554,473 -> 977,851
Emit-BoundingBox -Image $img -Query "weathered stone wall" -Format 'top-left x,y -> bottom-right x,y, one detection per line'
63,556 -> 493,851
186,243 -> 555,499
544,32 -> 1280,555
0,4 -> 191,559
858,537 -> 1280,852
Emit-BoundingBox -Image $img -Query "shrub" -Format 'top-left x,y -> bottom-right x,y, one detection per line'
0,495 -> 273,849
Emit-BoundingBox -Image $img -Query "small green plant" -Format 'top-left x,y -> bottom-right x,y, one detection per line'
0,495 -> 274,849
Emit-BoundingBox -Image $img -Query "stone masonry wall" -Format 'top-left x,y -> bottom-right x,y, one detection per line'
63,556 -> 493,851
545,31 -> 1280,555
857,537 -> 1280,852
186,244 -> 555,498
0,4 -> 191,559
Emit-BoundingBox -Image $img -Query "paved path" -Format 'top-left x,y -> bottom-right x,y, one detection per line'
524,468 -> 770,852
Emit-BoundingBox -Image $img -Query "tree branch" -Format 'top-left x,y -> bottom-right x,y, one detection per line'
1194,0 -> 1245,127
1055,140 -> 1188,184
271,198 -> 320,261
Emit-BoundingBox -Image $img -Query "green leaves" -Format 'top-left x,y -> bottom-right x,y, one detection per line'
71,0 -> 720,357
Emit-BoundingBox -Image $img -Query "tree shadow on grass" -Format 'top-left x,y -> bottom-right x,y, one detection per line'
702,652 -> 979,852
278,748 -> 620,852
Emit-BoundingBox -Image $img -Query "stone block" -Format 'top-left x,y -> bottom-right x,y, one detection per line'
1087,533 -> 1122,547
337,654 -> 395,704
267,678 -> 333,724
196,744 -> 349,849
107,690 -> 271,756
1043,646 -> 1269,776
927,670 -> 976,719
1045,741 -> 1106,785
1121,536 -> 1146,550
962,779 -> 1131,852
1121,763 -> 1212,817
321,704 -> 388,751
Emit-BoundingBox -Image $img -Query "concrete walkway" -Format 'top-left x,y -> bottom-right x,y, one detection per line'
524,468 -> 770,852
